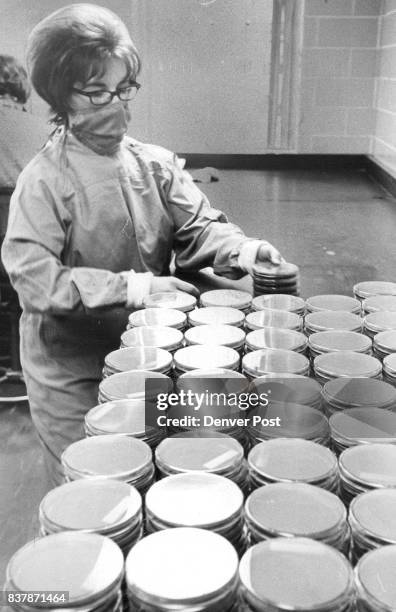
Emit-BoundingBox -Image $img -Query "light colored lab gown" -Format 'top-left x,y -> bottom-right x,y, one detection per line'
2,130 -> 254,485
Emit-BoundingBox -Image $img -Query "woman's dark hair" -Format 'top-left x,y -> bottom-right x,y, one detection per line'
27,3 -> 141,123
0,55 -> 31,103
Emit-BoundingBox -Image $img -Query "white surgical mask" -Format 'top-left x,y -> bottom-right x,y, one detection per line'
69,100 -> 131,155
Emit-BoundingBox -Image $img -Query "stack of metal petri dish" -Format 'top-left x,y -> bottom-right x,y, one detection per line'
85,398 -> 166,448
245,328 -> 308,355
306,294 -> 361,314
373,330 -> 396,359
102,347 -> 173,378
349,489 -> 396,562
173,344 -> 240,375
5,532 -> 125,611
127,307 -> 187,331
313,351 -> 382,385
245,483 -> 349,553
145,473 -> 247,554
354,545 -> 396,611
249,375 -> 323,411
362,294 -> 396,315
98,369 -> 172,403
329,407 -> 396,454
309,331 -> 372,360
125,528 -> 239,612
120,325 -> 184,353
245,308 -> 303,332
339,444 -> 396,505
383,353 -> 396,386
363,311 -> 396,339
143,290 -> 197,313
248,438 -> 339,492
155,432 -> 249,494
187,306 -> 245,328
184,324 -> 246,355
200,289 -> 252,313
305,310 -> 363,335
61,435 -> 155,495
252,261 -> 300,297
242,348 -> 310,379
239,538 -> 355,612
321,377 -> 396,417
251,294 -> 306,315
353,280 -> 396,301
38,479 -> 142,555
247,402 -> 330,446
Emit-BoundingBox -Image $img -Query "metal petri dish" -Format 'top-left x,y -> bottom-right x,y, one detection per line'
321,377 -> 396,412
251,294 -> 305,315
200,289 -> 252,310
314,351 -> 382,381
248,439 -> 338,485
350,489 -> 396,544
245,328 -> 307,354
373,330 -> 396,357
103,347 -> 173,377
184,324 -> 245,350
364,311 -> 396,337
383,353 -> 396,378
309,331 -> 372,357
125,528 -> 238,608
143,291 -> 197,312
249,376 -> 322,409
188,306 -> 245,328
174,345 -> 240,373
306,294 -> 361,314
248,403 -> 329,443
252,261 -> 299,279
363,295 -> 396,314
242,348 -> 310,378
98,369 -> 172,403
85,399 -> 163,443
120,326 -> 184,352
354,281 -> 396,300
355,545 -> 396,610
305,310 -> 363,334
128,307 -> 187,330
329,407 -> 396,449
339,444 -> 396,490
246,309 -> 302,332
239,538 -> 354,611
6,532 -> 124,607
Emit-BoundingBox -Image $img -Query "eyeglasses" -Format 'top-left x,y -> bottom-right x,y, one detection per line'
72,81 -> 141,106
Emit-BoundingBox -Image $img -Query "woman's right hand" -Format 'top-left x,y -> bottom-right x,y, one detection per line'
150,276 -> 200,298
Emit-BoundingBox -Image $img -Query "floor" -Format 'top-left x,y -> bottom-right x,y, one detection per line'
1,167 -> 396,586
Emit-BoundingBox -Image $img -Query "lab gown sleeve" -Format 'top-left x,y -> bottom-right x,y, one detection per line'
1,167 -> 130,314
163,154 -> 260,280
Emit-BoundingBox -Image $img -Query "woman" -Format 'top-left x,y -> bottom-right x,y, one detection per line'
2,4 -> 283,486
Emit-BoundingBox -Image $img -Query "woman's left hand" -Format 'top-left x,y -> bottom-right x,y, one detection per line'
256,241 -> 284,268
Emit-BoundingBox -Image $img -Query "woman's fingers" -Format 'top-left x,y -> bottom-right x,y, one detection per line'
257,242 -> 283,266
173,278 -> 200,298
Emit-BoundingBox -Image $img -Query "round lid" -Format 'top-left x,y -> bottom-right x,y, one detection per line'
176,369 -> 248,398
184,324 -> 245,349
350,489 -> 396,541
120,326 -> 183,351
252,261 -> 299,279
125,528 -> 238,604
104,347 -> 173,374
251,294 -> 305,314
128,308 -> 187,329
356,545 -> 396,610
145,473 -> 243,527
249,403 -> 329,441
314,351 -> 382,379
384,353 -> 396,376
354,281 -> 396,299
143,291 -> 197,312
309,331 -> 371,355
245,482 -> 346,538
248,439 -> 337,483
363,295 -> 396,313
322,377 -> 396,409
305,310 -> 362,333
364,311 -> 396,334
155,434 -> 243,474
246,309 -> 302,331
329,408 -> 396,444
306,294 -> 361,313
188,306 -> 245,327
250,376 -> 322,407
39,479 -> 141,532
85,399 -> 148,436
373,330 -> 396,352
200,289 -> 252,309
245,328 -> 307,353
61,435 -> 152,480
242,349 -> 309,377
174,345 -> 240,371
239,538 -> 353,610
99,369 -> 172,401
6,532 -> 124,604
339,444 -> 396,488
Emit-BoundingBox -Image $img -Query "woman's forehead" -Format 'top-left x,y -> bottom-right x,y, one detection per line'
79,56 -> 132,89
